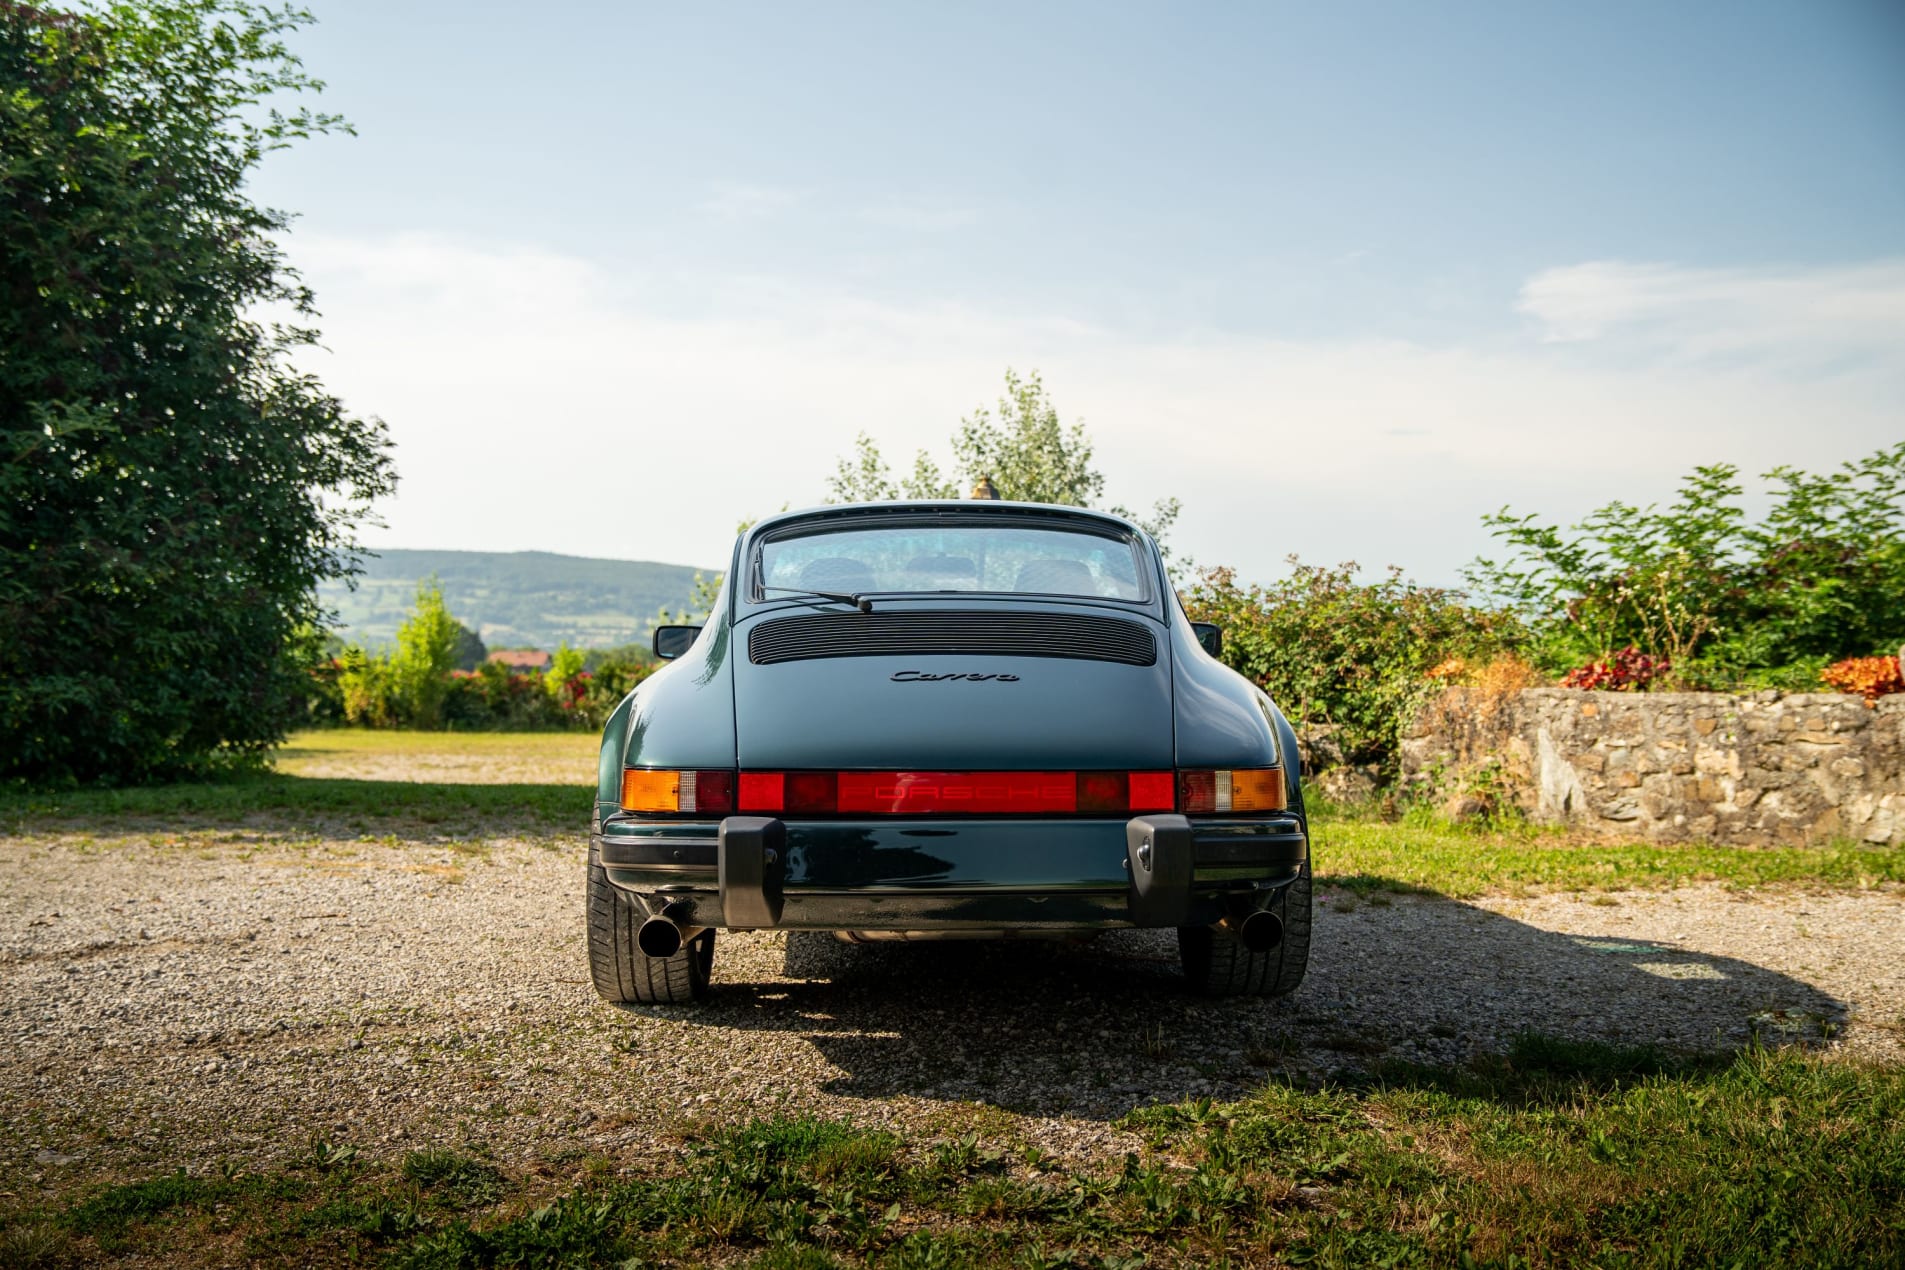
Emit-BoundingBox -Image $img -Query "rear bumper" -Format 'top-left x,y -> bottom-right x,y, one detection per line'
596,812 -> 1306,931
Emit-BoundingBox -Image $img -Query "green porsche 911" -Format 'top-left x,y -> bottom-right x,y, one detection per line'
587,500 -> 1311,1003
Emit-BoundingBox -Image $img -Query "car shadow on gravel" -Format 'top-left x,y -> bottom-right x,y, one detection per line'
652,896 -> 1846,1117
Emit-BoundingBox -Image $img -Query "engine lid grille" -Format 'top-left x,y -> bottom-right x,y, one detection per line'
747,609 -> 1158,667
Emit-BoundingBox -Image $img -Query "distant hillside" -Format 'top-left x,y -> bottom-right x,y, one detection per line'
317,549 -> 713,651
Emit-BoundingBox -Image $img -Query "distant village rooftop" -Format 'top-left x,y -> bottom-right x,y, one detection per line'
487,649 -> 551,672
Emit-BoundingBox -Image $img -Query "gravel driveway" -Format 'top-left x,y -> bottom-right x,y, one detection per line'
4,828 -> 1901,1206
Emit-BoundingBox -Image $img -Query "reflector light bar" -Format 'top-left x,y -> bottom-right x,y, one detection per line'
1176,768 -> 1287,813
734,770 -> 1176,816
624,768 -> 1281,816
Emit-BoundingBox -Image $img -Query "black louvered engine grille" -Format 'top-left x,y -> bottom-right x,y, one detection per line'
748,610 -> 1158,667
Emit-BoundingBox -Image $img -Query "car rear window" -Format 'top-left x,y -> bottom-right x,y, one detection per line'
755,522 -> 1148,602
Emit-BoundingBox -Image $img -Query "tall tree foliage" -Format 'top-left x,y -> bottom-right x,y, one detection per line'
825,369 -> 1182,555
390,580 -> 459,729
0,1 -> 393,781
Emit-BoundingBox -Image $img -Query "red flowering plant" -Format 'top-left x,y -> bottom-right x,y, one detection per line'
1560,646 -> 1670,691
1820,655 -> 1904,705
556,670 -> 591,711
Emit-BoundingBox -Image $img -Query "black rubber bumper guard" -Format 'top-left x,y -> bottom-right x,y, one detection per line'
684,813 -> 1303,932
717,816 -> 785,929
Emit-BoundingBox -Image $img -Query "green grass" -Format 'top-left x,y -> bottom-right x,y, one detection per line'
0,773 -> 588,837
7,1044 -> 1899,1267
1313,805 -> 1905,898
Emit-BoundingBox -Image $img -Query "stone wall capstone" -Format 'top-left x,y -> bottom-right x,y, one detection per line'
1401,688 -> 1903,846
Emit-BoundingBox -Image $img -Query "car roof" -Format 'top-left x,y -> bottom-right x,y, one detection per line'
743,500 -> 1145,545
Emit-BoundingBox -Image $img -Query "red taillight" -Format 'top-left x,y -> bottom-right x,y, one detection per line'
689,770 -> 735,814
1178,769 -> 1217,813
1076,771 -> 1126,814
732,770 -> 1177,816
1078,770 -> 1175,814
737,771 -> 782,811
787,771 -> 840,813
737,770 -> 838,815
1128,770 -> 1175,811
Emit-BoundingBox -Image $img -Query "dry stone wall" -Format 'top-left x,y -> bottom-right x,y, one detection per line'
1401,688 -> 1903,846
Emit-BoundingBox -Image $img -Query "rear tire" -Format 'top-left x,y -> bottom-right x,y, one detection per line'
587,837 -> 714,1004
1178,861 -> 1312,998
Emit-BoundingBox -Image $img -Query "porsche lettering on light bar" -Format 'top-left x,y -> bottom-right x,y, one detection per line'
735,770 -> 1176,816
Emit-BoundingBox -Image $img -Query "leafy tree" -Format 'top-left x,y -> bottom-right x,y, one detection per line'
450,620 -> 487,673
390,580 -> 459,728
952,368 -> 1105,507
828,433 -> 957,502
0,1 -> 394,781
825,369 -> 1182,558
334,644 -> 393,728
1468,443 -> 1905,687
544,642 -> 585,701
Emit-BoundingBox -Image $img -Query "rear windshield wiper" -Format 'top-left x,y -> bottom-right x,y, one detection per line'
760,585 -> 874,613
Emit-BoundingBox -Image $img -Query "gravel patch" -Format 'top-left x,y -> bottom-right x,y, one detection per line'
3,831 -> 1900,1205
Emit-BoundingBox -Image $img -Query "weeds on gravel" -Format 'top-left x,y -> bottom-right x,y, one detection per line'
402,1150 -> 506,1208
11,1042 -> 1900,1267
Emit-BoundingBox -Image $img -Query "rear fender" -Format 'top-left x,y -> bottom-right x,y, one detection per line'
595,694 -> 637,825
597,572 -> 740,823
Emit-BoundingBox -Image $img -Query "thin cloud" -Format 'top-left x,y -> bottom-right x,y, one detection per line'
699,182 -> 803,221
857,198 -> 980,231
1517,258 -> 1905,363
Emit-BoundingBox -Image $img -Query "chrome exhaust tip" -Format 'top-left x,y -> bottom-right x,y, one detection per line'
637,915 -> 685,959
1233,909 -> 1283,953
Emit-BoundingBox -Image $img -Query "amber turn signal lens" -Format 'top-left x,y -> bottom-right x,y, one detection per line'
1228,767 -> 1287,812
621,769 -> 681,813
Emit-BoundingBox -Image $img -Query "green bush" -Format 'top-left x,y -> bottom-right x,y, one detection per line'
1183,560 -> 1522,770
1470,443 -> 1905,687
0,2 -> 392,784
440,664 -> 567,730
326,652 -> 658,733
579,657 -> 658,725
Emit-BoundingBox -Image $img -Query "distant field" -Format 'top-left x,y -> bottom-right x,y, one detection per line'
274,728 -> 598,786
317,547 -> 712,650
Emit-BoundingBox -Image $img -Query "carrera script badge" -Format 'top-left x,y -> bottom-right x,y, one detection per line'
890,670 -> 1020,682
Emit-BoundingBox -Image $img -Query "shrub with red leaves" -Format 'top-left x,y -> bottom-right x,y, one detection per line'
1820,656 -> 1904,704
1560,646 -> 1669,691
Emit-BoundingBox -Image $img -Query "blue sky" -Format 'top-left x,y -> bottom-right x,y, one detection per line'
250,1 -> 1905,582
